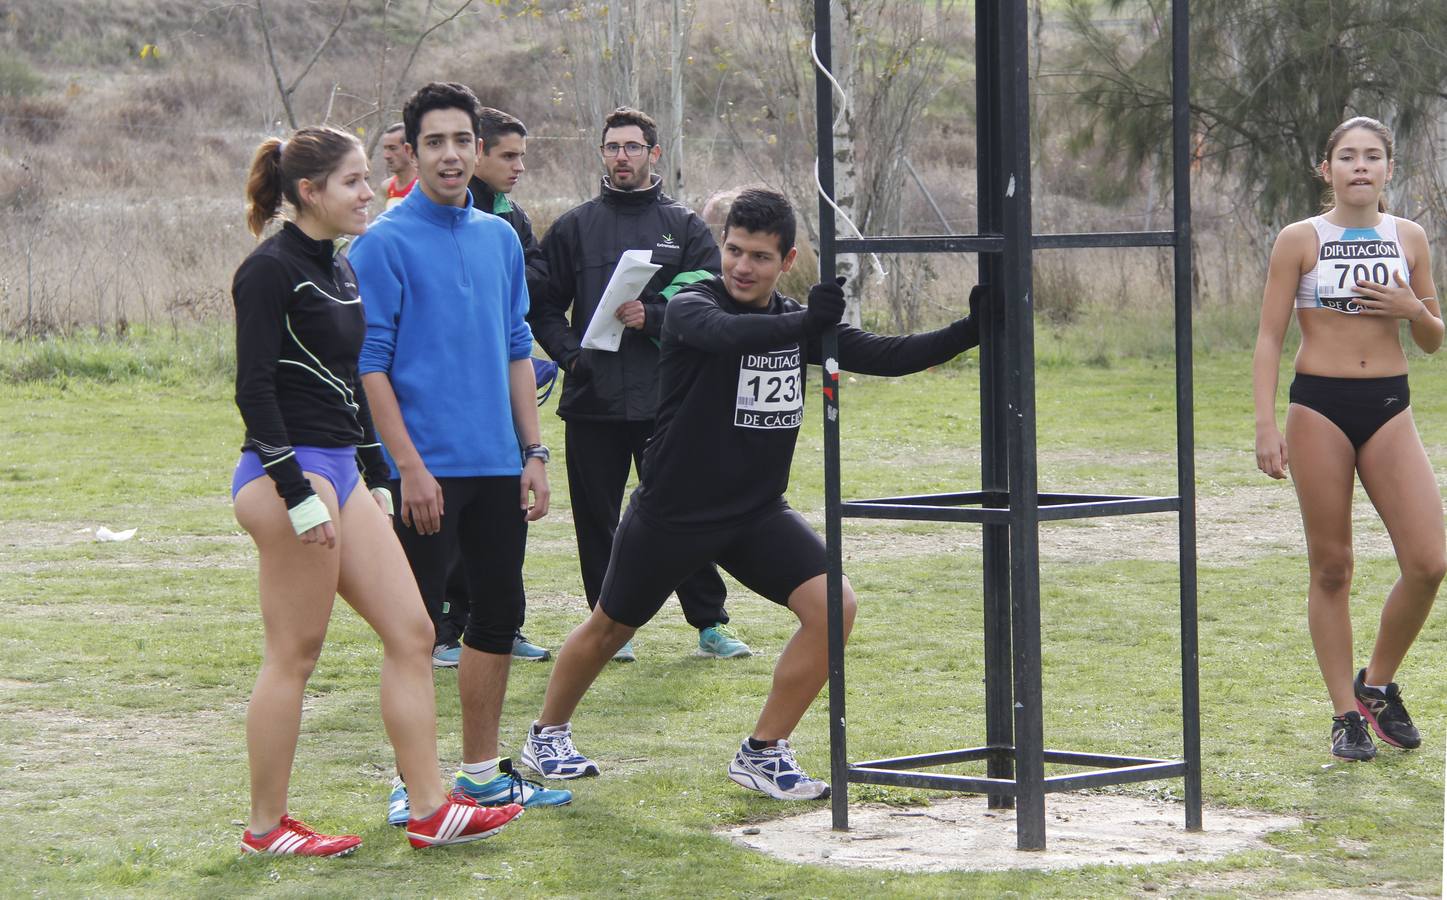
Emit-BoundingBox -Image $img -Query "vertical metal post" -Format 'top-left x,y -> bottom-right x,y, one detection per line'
976,0 -> 1014,811
1000,0 -> 1046,851
814,0 -> 850,833
1171,0 -> 1203,833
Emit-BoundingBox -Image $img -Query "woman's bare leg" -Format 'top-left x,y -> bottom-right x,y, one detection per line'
1285,404 -> 1360,715
234,475 -> 342,835
333,485 -> 449,818
1356,410 -> 1445,685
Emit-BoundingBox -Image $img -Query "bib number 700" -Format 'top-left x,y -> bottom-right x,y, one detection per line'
1333,261 -> 1392,291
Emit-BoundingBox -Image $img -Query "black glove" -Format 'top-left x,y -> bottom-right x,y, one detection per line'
568,350 -> 592,382
803,276 -> 847,336
950,282 -> 986,350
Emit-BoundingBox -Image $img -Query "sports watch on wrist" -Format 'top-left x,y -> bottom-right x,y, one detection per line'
523,443 -> 550,464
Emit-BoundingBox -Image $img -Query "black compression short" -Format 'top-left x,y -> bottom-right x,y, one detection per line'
1289,373 -> 1410,449
598,497 -> 827,628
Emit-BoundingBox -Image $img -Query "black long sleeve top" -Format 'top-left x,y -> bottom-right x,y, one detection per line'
231,222 -> 389,509
634,276 -> 977,527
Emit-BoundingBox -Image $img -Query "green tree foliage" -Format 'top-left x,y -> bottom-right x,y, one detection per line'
1061,0 -> 1447,228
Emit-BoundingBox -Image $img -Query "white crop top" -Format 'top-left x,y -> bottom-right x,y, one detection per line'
1296,215 -> 1411,313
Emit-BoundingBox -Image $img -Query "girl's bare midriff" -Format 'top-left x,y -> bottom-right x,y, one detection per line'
1295,306 -> 1408,378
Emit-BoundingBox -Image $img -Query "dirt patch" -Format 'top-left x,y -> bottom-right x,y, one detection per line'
722,793 -> 1299,873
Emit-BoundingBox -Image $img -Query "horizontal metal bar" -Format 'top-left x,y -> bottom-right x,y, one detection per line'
1036,496 -> 1180,521
1043,761 -> 1188,792
836,235 -> 1006,254
854,746 -> 1005,770
849,491 -> 997,508
850,766 -> 1019,794
848,491 -> 1172,508
1040,749 -> 1171,768
1033,231 -> 1176,249
1038,493 -> 1147,504
842,494 -> 1180,523
833,231 -> 1179,255
843,502 -> 1012,524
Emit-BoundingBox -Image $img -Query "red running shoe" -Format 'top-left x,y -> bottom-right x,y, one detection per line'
241,815 -> 361,857
406,794 -> 523,848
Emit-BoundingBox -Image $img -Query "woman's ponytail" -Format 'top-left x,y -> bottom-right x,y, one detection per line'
245,137 -> 286,238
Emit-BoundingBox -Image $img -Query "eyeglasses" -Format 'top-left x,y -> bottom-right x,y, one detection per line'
600,142 -> 652,159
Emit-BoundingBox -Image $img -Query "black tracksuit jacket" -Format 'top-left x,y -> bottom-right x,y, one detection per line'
528,175 -> 719,422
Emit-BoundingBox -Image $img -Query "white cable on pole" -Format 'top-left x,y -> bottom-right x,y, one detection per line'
810,32 -> 888,281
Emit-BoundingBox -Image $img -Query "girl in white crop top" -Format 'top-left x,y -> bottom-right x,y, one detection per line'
1252,116 -> 1443,761
1294,214 -> 1412,313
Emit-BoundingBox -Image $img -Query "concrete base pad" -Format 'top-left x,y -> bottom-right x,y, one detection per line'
722,793 -> 1300,873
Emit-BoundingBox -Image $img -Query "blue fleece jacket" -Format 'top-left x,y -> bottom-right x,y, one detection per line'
352,187 -> 534,478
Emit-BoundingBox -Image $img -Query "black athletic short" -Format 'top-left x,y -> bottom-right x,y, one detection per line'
598,496 -> 827,628
1289,373 -> 1410,449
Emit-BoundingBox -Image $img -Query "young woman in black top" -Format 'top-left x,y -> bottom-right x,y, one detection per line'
231,126 -> 521,855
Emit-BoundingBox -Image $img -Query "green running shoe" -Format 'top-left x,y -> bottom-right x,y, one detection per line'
697,624 -> 750,659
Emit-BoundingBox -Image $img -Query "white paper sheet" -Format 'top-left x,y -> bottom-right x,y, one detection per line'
580,249 -> 661,352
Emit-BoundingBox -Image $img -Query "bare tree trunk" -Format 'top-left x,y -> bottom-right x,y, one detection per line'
256,0 -> 353,131
831,0 -> 862,326
666,0 -> 692,195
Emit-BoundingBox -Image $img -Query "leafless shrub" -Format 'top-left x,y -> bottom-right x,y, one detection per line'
0,96 -> 66,143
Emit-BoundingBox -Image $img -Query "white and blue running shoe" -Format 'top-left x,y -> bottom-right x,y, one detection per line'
454,758 -> 572,807
522,721 -> 600,780
387,776 -> 410,826
728,739 -> 830,800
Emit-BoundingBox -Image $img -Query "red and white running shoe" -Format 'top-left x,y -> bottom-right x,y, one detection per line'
406,794 -> 523,849
241,815 -> 362,857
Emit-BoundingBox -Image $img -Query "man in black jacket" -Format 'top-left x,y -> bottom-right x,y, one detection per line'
529,106 -> 748,662
521,188 -> 983,799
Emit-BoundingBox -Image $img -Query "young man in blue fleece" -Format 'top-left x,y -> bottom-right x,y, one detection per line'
351,81 -> 571,820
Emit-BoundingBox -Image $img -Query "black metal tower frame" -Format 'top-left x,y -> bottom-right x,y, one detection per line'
814,0 -> 1201,851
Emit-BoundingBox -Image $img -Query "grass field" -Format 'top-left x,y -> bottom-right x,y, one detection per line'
0,331 -> 1443,897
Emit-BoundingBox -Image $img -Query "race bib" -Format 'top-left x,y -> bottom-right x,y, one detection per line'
735,348 -> 803,429
1314,238 -> 1407,314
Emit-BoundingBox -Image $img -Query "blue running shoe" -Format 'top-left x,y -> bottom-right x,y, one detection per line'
697,624 -> 751,659
522,721 -> 600,780
387,776 -> 410,826
432,642 -> 461,668
454,758 -> 572,807
512,632 -> 551,662
728,739 -> 830,800
611,639 -> 636,663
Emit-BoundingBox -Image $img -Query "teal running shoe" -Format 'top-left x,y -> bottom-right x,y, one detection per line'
612,639 -> 636,663
432,642 -> 461,668
697,624 -> 751,659
387,776 -> 410,826
454,758 -> 572,807
512,632 -> 551,662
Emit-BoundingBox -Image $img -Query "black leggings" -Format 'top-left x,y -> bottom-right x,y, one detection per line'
390,475 -> 527,655
1289,373 -> 1410,449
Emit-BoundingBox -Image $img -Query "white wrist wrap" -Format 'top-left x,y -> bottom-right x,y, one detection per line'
371,487 -> 394,516
288,494 -> 332,535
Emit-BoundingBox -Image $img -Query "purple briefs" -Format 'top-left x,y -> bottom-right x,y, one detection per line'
231,445 -> 361,507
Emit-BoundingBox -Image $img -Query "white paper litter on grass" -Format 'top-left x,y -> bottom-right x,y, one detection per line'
95,526 -> 137,542
580,249 -> 661,352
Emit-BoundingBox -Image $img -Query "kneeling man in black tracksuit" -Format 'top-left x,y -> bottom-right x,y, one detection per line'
521,188 -> 982,798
